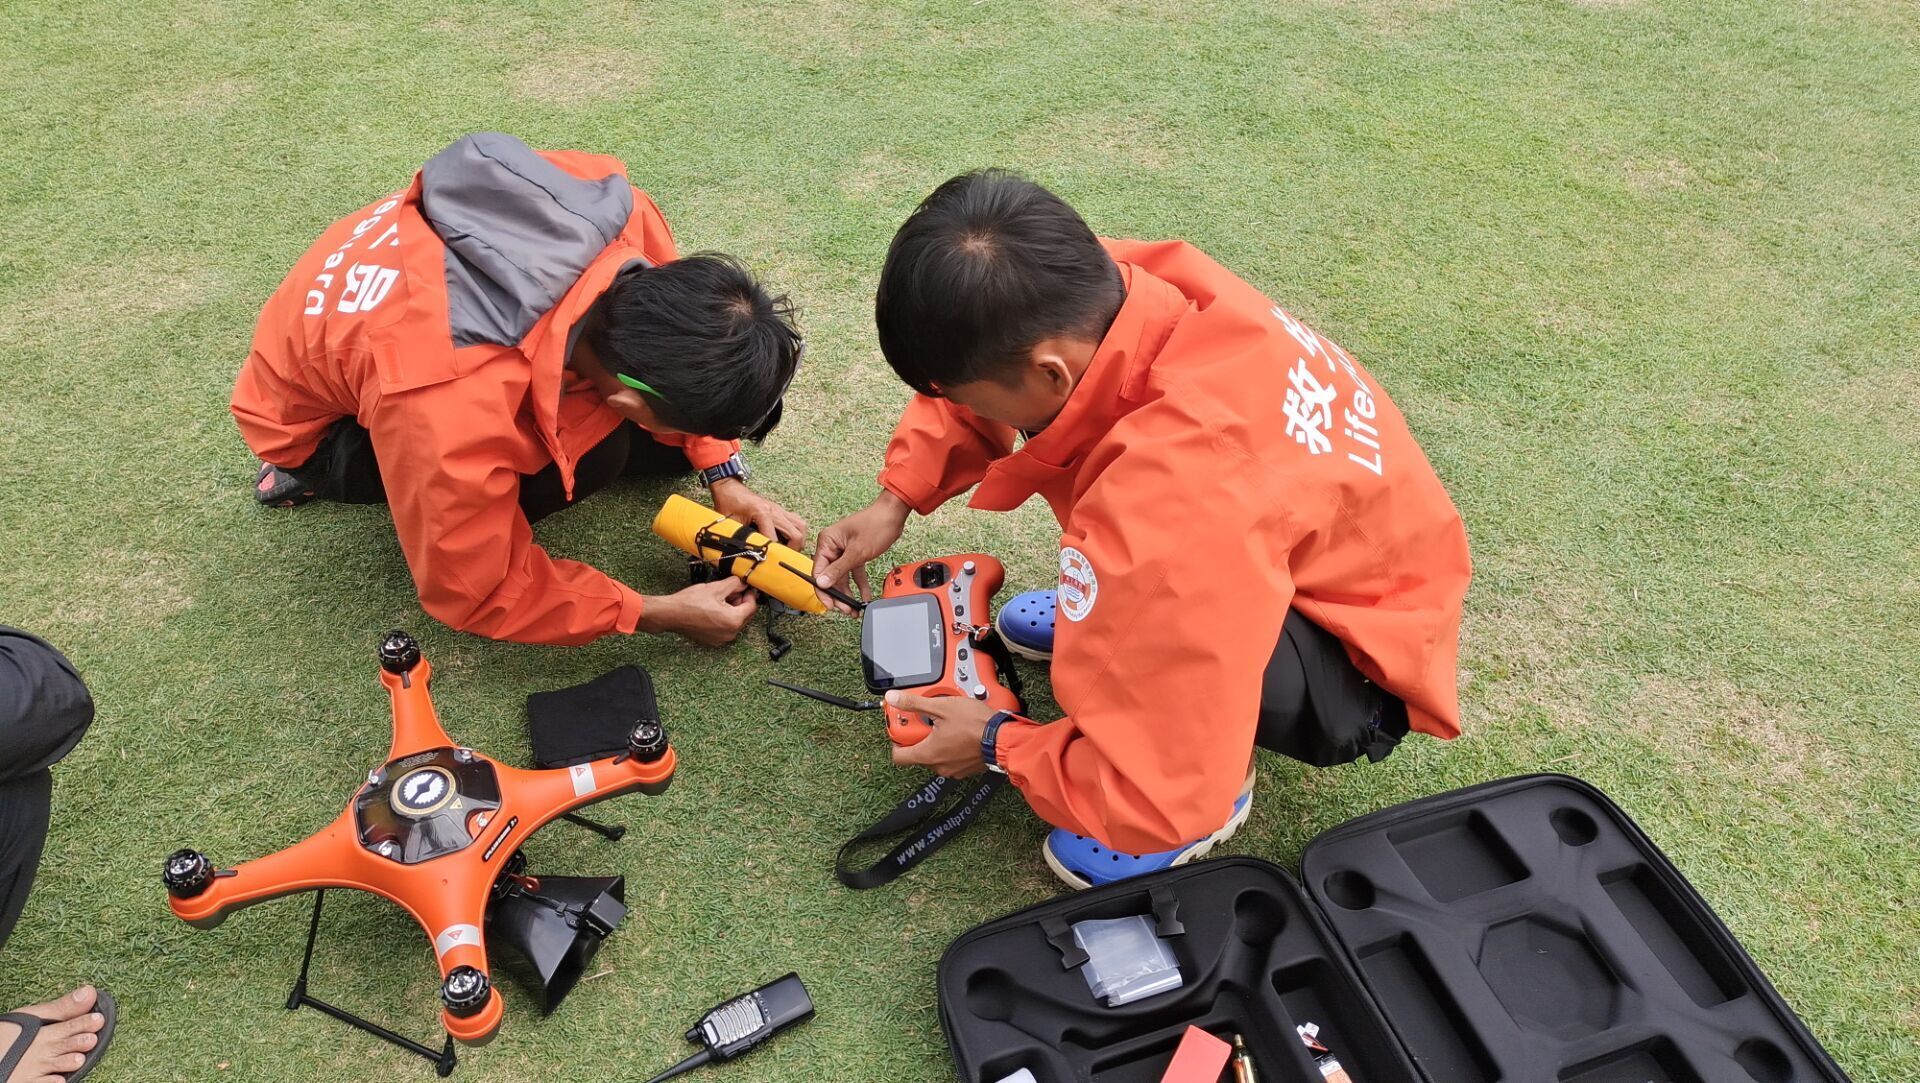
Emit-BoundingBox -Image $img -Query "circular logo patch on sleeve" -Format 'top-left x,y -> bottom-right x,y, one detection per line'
1058,546 -> 1099,622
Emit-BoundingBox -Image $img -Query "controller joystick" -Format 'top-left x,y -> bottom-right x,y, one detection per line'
440,966 -> 491,1018
163,848 -> 215,899
378,630 -> 422,674
627,720 -> 669,764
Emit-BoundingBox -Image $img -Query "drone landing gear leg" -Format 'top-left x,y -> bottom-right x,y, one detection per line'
561,812 -> 627,841
285,890 -> 460,1077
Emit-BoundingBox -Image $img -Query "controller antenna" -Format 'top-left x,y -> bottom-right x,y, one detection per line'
766,679 -> 880,712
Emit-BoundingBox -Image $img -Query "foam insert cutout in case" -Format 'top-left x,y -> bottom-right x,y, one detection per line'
937,774 -> 1851,1083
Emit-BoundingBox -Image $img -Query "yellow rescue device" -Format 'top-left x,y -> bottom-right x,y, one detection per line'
651,495 -> 829,614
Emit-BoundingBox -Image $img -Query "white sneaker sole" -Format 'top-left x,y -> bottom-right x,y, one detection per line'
993,610 -> 1054,663
1043,784 -> 1256,892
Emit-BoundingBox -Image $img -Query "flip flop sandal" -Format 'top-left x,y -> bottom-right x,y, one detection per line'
0,990 -> 116,1083
0,1010 -> 45,1083
254,462 -> 317,507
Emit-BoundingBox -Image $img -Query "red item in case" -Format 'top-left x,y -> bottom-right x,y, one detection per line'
1158,1026 -> 1232,1083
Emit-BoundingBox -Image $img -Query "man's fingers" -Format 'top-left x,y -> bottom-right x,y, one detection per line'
813,554 -> 845,591
851,564 -> 872,603
769,509 -> 809,548
814,529 -> 843,566
813,543 -> 861,613
890,741 -> 929,767
784,517 -> 812,550
885,689 -> 945,717
751,511 -> 781,546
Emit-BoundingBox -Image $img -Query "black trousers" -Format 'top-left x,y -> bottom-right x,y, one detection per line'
1256,610 -> 1410,768
286,419 -> 695,522
0,629 -> 93,952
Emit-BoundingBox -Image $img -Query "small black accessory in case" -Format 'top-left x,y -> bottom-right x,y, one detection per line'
526,665 -> 661,769
643,973 -> 815,1083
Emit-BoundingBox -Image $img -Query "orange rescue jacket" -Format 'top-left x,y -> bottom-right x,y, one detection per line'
879,239 -> 1472,852
232,134 -> 738,645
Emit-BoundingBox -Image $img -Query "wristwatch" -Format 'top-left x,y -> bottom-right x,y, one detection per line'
699,453 -> 751,489
981,710 -> 1020,775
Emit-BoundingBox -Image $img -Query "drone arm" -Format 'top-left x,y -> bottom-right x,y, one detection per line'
382,658 -> 455,759
403,881 -> 505,1046
167,816 -> 380,929
495,747 -> 678,839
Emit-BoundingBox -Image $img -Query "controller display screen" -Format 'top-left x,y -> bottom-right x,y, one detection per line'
862,595 -> 944,691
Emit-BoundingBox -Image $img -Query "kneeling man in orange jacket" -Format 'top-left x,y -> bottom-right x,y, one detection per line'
232,133 -> 807,647
814,171 -> 1472,889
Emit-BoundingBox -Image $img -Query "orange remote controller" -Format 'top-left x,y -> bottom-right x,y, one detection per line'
863,555 -> 1024,746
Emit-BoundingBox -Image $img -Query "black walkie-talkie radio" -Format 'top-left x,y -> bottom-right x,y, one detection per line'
643,973 -> 816,1082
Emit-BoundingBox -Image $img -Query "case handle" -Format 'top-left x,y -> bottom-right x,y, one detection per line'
1042,916 -> 1089,970
1041,885 -> 1186,970
1149,885 -> 1186,938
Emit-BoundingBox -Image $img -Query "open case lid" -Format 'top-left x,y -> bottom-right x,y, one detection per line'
1299,773 -> 1851,1083
937,774 -> 1852,1083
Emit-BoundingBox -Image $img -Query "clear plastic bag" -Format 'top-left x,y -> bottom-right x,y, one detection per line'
1073,915 -> 1184,1006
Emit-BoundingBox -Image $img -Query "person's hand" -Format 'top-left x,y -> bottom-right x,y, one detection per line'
813,491 -> 912,613
639,578 -> 758,646
710,478 -> 810,549
887,690 -> 998,778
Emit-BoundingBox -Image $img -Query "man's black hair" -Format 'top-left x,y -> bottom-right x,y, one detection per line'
584,253 -> 801,441
875,169 -> 1124,396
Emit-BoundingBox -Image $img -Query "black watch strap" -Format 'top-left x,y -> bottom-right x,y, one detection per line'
981,710 -> 1019,775
700,453 -> 749,488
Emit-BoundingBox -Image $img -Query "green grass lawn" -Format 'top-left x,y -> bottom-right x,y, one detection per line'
1,0 -> 1915,1079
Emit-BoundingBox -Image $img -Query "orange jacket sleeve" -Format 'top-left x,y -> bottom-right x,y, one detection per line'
369,367 -> 646,646
877,395 -> 1018,515
644,431 -> 740,472
231,343 -> 349,471
993,401 -> 1294,853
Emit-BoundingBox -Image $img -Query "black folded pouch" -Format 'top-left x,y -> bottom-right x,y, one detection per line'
526,665 -> 661,769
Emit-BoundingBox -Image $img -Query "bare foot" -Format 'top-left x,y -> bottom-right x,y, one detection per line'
1,986 -> 104,1083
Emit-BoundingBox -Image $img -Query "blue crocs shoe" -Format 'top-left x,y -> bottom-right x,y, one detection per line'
1042,773 -> 1256,890
995,589 -> 1057,662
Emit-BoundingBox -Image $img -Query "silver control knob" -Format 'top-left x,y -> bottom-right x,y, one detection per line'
963,560 -> 977,574
972,684 -> 988,699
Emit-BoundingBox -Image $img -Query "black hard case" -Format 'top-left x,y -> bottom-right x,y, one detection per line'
936,774 -> 1850,1083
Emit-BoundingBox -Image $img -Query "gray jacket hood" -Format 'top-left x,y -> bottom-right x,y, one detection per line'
419,132 -> 634,348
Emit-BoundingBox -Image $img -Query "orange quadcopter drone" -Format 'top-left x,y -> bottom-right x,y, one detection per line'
162,631 -> 676,1076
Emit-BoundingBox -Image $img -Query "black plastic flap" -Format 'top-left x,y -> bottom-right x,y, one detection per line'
936,857 -> 1419,1083
1300,773 -> 1852,1083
